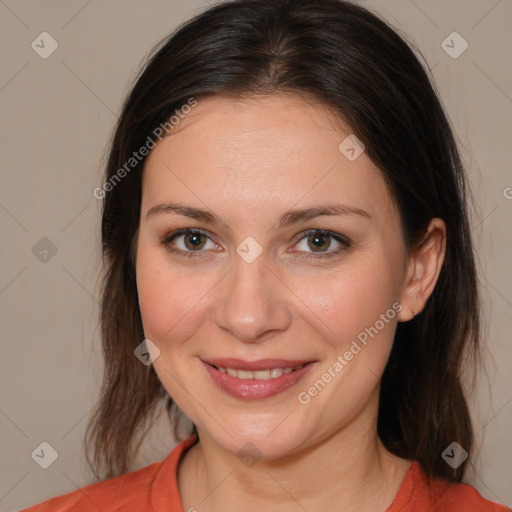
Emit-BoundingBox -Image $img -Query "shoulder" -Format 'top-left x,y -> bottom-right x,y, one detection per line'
393,461 -> 510,512
20,434 -> 198,512
19,461 -> 162,512
431,480 -> 510,512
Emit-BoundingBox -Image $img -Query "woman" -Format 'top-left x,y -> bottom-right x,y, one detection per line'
23,0 -> 510,510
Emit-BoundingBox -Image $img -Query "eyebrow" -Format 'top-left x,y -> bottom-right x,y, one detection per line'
145,202 -> 371,230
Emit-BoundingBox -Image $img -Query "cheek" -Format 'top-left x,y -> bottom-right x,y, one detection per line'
135,246 -> 212,344
292,263 -> 401,419
306,262 -> 399,331
296,256 -> 402,374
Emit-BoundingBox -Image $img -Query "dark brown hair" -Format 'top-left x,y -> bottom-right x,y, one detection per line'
86,0 -> 480,482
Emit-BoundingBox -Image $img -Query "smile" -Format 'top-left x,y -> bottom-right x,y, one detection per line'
201,359 -> 318,399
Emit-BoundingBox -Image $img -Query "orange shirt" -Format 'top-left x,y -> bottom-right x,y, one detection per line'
21,434 -> 510,512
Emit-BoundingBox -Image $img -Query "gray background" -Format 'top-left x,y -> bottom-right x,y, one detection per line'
1,1 -> 511,510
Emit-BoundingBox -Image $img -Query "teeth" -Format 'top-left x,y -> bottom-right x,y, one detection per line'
254,369 -> 271,379
237,370 -> 254,380
226,368 -> 238,377
216,364 -> 304,380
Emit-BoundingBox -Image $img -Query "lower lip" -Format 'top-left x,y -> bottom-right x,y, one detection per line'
201,360 -> 318,400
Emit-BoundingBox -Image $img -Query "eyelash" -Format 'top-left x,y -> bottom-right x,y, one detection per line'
161,228 -> 351,261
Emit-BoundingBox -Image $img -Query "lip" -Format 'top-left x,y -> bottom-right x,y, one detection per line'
201,359 -> 318,400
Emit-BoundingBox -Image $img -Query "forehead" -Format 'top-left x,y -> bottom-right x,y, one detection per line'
141,94 -> 395,219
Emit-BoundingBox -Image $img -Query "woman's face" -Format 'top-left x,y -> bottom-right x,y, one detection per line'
136,94 -> 412,459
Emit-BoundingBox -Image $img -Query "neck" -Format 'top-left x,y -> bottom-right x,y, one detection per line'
178,395 -> 411,512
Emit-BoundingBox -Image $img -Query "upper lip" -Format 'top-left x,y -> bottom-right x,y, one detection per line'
201,358 -> 315,371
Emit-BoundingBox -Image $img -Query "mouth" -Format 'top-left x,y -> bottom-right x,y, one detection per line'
200,358 -> 318,400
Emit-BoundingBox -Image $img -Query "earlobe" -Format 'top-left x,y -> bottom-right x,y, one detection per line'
397,218 -> 446,322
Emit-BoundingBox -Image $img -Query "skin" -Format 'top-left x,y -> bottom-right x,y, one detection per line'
135,93 -> 446,512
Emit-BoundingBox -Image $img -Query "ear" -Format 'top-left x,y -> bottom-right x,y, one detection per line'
397,218 -> 446,322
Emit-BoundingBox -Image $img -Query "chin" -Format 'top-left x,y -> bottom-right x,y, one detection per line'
202,417 -> 312,461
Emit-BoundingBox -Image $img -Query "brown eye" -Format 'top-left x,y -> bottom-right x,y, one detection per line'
293,229 -> 350,259
182,231 -> 207,251
162,229 -> 218,258
307,232 -> 331,252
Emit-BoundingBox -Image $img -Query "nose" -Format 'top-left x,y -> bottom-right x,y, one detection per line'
213,251 -> 292,343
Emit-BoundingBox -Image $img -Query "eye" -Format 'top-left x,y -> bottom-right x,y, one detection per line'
161,228 -> 350,260
291,229 -> 350,259
161,229 -> 219,258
